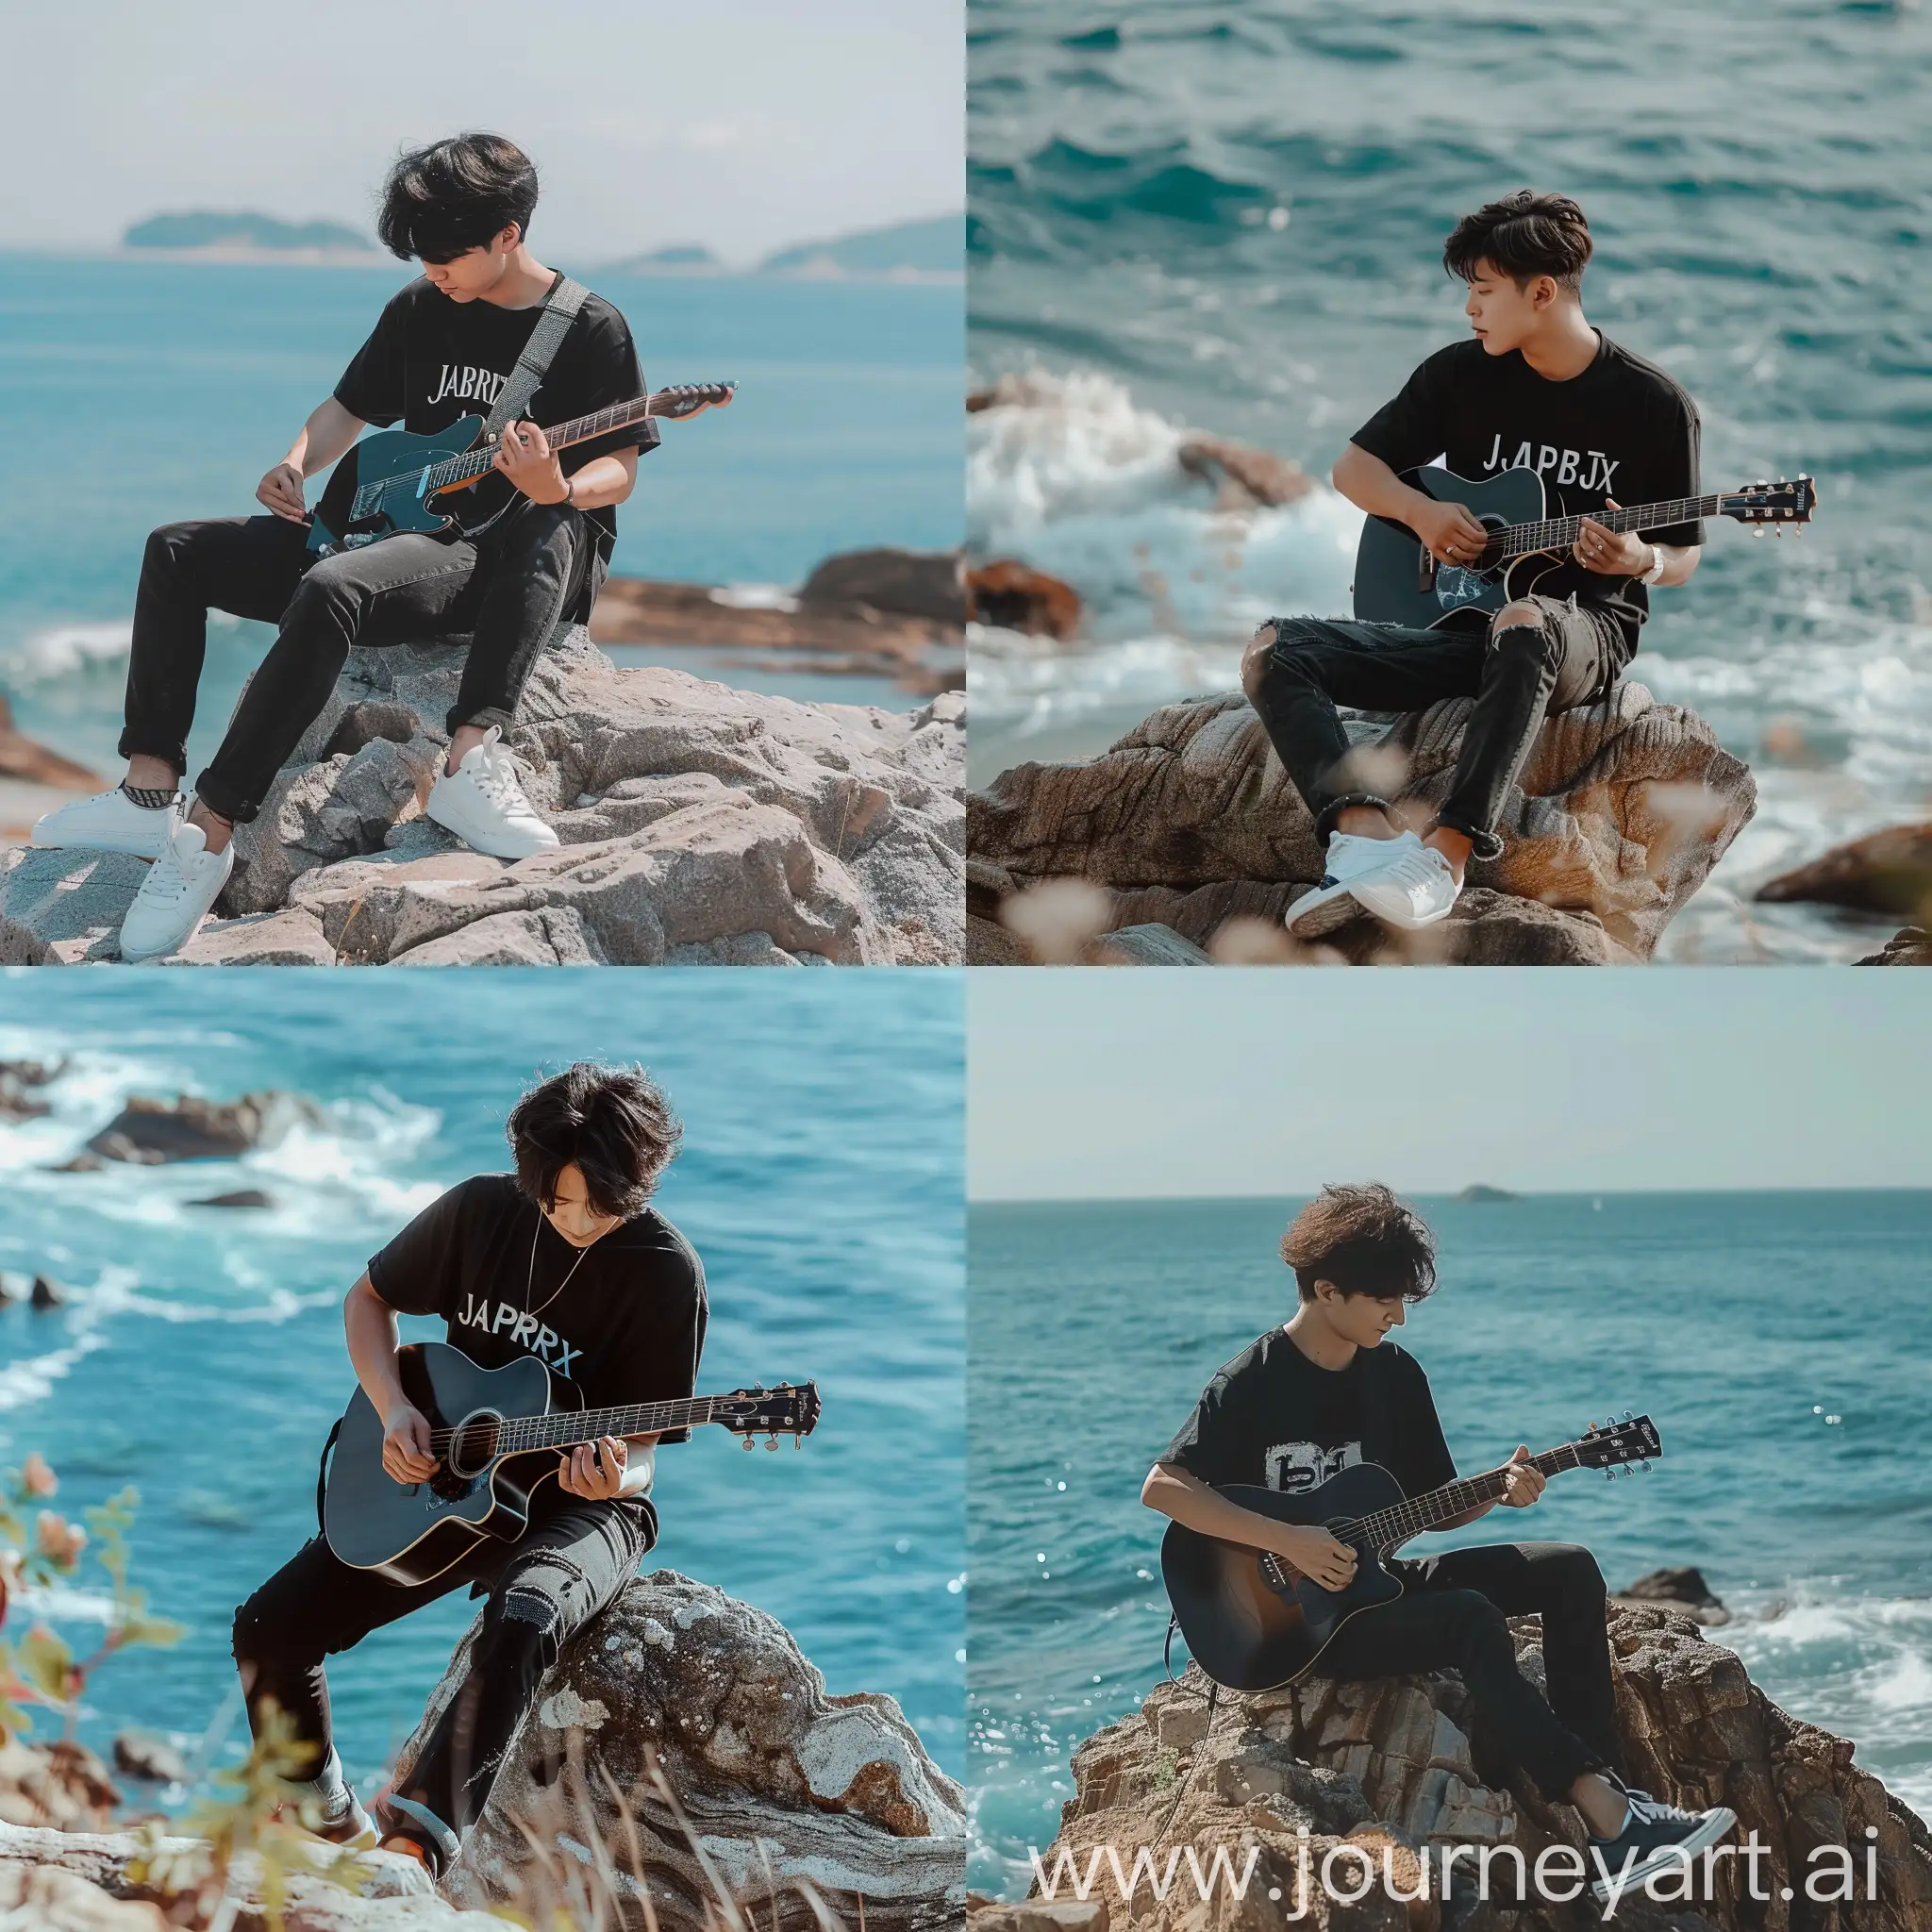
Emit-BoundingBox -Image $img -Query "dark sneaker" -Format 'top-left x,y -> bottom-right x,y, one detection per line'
1590,1787 -> 1737,1901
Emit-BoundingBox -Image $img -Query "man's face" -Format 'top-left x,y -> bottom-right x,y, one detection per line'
1462,258 -> 1551,356
1318,1285 -> 1407,1349
420,225 -> 518,302
542,1162 -> 625,1248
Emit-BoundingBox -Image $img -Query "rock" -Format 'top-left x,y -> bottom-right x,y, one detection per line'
970,686 -> 1754,965
0,1739 -> 121,1832
0,696 -> 102,791
187,1189 -> 275,1210
967,562 -> 1084,641
998,1603 -> 1932,1932
1176,435 -> 1315,508
109,1732 -> 189,1786
70,1091 -> 323,1166
1456,1187 -> 1518,1204
799,548 -> 965,626
1616,1567 -> 1730,1626
30,1275 -> 65,1309
1857,925 -> 1932,966
397,1570 -> 964,1930
1082,923 -> 1214,966
0,628 -> 965,967
0,1818 -> 493,1930
972,1904 -> 1109,1932
0,1058 -> 64,1123
1757,824 -> 1932,920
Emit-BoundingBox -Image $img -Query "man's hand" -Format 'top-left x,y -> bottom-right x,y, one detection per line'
1277,1523 -> 1358,1591
1574,501 -> 1653,575
1498,1445 -> 1545,1508
1409,495 -> 1491,568
257,461 -> 308,523
558,1435 -> 628,1501
492,420 -> 571,505
381,1404 -> 438,1485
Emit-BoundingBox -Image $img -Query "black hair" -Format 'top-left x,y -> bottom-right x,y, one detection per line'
507,1063 -> 680,1221
377,133 -> 539,264
1281,1183 -> 1438,1303
1443,191 -> 1592,292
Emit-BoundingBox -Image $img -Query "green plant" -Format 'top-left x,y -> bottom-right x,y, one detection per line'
0,1456 -> 182,1739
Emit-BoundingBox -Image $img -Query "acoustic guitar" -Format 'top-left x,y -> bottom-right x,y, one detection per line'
1351,467 -> 1814,630
1160,1412 -> 1661,1691
306,381 -> 736,557
322,1341 -> 819,1583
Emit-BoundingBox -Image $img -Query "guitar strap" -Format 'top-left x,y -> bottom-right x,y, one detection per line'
315,1416 -> 341,1534
483,275 -> 591,442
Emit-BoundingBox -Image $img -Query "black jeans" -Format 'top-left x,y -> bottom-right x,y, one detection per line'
1316,1541 -> 1620,1800
232,1498 -> 653,1855
122,498 -> 600,824
1244,595 -> 1626,860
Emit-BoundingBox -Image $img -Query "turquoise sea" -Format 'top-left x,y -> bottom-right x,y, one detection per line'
0,972 -> 965,1795
0,256 -> 963,773
967,0 -> 1932,961
967,1191 -> 1932,1896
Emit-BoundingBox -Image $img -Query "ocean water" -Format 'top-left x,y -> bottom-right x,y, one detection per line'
967,1191 -> 1932,1896
0,971 -> 965,1797
967,0 -> 1932,961
0,255 -> 964,773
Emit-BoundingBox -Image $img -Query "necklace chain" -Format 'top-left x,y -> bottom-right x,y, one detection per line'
525,1208 -> 595,1321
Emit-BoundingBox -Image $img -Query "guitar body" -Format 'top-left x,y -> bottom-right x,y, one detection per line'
307,420 -> 488,556
323,1341 -> 584,1583
1352,466 -> 1564,630
1161,1464 -> 1410,1690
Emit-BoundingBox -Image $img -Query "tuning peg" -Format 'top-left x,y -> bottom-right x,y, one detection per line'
741,1437 -> 755,1452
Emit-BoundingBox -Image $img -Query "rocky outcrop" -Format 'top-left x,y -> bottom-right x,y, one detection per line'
1757,824 -> 1932,922
968,563 -> 1084,641
1857,926 -> 1932,966
0,627 -> 965,966
0,697 -> 101,792
798,548 -> 964,628
1175,436 -> 1314,509
1616,1567 -> 1731,1626
970,686 -> 1755,965
55,1091 -> 322,1167
393,1570 -> 963,1929
988,1603 -> 1931,1932
0,1058 -> 63,1123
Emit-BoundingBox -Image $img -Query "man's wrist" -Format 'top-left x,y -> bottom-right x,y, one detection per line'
1641,542 -> 1666,586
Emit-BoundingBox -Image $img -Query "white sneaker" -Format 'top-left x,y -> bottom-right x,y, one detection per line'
30,786 -> 177,859
119,811 -> 235,961
425,727 -> 559,860
1287,830 -> 1418,939
1349,837 -> 1462,930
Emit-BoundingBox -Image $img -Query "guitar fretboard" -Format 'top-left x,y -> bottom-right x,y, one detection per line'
422,394 -> 665,495
1331,1444 -> 1584,1550
1492,495 -> 1720,560
428,1393 -> 728,1457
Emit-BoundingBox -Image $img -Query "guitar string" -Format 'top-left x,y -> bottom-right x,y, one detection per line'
414,387 -> 724,496
1318,1441 -> 1614,1553
1484,489 -> 1804,561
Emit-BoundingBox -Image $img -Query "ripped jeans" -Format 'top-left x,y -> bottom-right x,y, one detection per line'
233,1498 -> 654,1855
1243,594 -> 1627,860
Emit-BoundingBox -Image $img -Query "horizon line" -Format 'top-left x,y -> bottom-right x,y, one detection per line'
970,1183 -> 1932,1206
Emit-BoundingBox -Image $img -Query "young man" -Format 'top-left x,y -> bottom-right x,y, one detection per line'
1142,1184 -> 1733,1900
1241,192 -> 1704,938
232,1063 -> 706,1876
31,133 -> 652,960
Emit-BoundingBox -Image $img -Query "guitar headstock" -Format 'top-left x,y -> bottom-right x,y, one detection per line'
717,1380 -> 820,1448
1718,475 -> 1814,533
648,381 -> 737,421
1575,1411 -> 1662,1477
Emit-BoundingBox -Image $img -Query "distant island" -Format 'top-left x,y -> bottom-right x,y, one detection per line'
758,213 -> 959,280
601,242 -> 726,275
1457,1184 -> 1520,1204
124,210 -> 374,255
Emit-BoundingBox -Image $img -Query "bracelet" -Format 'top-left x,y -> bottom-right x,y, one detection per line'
1641,543 -> 1665,587
562,474 -> 577,510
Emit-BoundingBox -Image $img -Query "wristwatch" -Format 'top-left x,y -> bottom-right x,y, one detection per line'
562,474 -> 577,510
1641,543 -> 1665,586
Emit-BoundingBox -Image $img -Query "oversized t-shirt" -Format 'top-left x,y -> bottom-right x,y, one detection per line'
334,274 -> 649,561
1163,1329 -> 1456,1505
1351,332 -> 1703,654
368,1174 -> 708,1518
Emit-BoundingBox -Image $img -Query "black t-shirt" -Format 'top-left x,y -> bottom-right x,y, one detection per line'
369,1174 -> 708,1510
1164,1328 -> 1455,1503
1351,332 -> 1703,652
334,275 -> 648,559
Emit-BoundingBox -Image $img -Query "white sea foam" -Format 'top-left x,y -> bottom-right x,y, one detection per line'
3,609 -> 242,687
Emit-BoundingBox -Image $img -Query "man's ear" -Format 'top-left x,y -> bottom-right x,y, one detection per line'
497,221 -> 523,254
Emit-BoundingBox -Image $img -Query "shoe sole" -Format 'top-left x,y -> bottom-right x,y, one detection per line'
1591,1807 -> 1738,1901
29,831 -> 171,861
1286,879 -> 1366,939
424,800 -> 559,862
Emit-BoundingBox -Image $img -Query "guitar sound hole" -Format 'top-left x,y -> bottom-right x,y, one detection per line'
446,1409 -> 502,1481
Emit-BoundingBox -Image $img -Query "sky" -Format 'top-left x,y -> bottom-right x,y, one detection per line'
968,971 -> 1932,1200
3,0 -> 961,265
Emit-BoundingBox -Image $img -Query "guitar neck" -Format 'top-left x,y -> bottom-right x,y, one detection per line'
435,394 -> 661,491
496,1393 -> 725,1456
1497,494 -> 1718,560
1341,1444 -> 1582,1550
